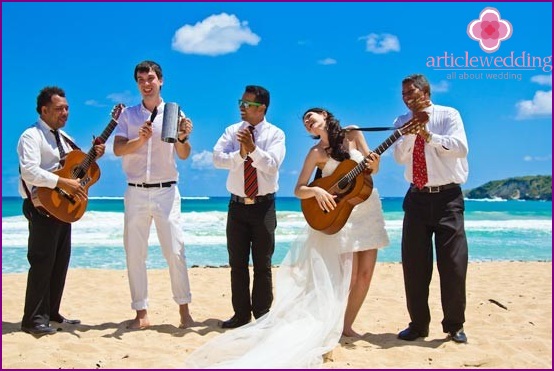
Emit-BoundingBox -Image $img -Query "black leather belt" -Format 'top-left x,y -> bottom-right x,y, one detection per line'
231,193 -> 275,205
410,183 -> 460,193
128,181 -> 177,188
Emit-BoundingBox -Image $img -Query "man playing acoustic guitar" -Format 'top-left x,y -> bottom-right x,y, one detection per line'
18,86 -> 106,336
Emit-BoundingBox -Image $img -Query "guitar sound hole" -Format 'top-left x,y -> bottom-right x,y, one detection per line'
337,179 -> 349,190
73,167 -> 86,179
336,181 -> 354,195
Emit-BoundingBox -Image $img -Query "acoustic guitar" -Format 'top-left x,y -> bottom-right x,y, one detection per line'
31,104 -> 125,223
301,111 -> 429,235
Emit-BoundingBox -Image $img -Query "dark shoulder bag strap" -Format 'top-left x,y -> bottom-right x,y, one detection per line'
59,132 -> 81,151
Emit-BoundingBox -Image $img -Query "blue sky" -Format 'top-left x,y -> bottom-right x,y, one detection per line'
2,1 -> 552,198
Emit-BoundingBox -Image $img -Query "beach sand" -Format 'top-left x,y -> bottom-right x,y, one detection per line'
2,262 -> 552,369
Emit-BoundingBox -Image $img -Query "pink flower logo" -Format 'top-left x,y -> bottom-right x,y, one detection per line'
467,7 -> 513,53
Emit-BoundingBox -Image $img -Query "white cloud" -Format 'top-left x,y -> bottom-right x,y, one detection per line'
431,80 -> 449,93
318,58 -> 337,65
191,150 -> 214,169
515,90 -> 552,120
106,91 -> 138,106
360,33 -> 400,54
531,74 -> 552,86
172,13 -> 261,56
85,99 -> 107,107
523,155 -> 552,162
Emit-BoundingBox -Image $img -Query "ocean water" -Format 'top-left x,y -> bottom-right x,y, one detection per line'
2,196 -> 551,273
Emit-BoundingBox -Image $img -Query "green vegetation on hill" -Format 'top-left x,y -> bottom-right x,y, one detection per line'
464,175 -> 552,201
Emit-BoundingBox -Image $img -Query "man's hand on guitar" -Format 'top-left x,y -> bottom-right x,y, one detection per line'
313,187 -> 337,212
57,177 -> 87,201
91,142 -> 106,159
401,111 -> 430,137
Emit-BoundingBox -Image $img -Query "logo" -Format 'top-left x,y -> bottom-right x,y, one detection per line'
425,6 -> 551,79
467,7 -> 513,53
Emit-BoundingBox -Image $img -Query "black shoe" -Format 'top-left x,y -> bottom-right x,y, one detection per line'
220,315 -> 251,329
398,326 -> 429,341
448,328 -> 467,343
51,315 -> 81,325
21,324 -> 57,337
253,310 -> 269,319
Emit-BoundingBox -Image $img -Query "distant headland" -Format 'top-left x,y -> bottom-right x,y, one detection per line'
464,175 -> 552,201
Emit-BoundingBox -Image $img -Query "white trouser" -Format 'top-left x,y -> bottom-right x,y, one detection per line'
123,185 -> 192,310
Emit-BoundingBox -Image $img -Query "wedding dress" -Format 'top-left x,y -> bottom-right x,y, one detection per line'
184,149 -> 389,368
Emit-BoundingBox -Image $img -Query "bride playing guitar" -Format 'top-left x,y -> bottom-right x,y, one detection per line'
296,109 -> 380,214
294,107 -> 389,338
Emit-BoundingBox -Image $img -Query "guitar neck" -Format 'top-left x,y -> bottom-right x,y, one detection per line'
80,118 -> 118,173
373,129 -> 404,156
344,129 -> 403,182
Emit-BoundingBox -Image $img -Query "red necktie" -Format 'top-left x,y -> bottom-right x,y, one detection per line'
412,134 -> 428,189
244,126 -> 258,198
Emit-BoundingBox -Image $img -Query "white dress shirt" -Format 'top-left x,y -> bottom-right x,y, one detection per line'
17,118 -> 73,198
393,103 -> 469,186
114,100 -> 180,183
213,118 -> 286,197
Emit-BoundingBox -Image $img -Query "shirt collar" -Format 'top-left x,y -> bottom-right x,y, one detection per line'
140,99 -> 165,115
241,117 -> 267,132
37,117 -> 56,133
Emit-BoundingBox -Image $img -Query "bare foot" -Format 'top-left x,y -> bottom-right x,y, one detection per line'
342,328 -> 362,338
127,317 -> 150,329
126,310 -> 150,329
179,304 -> 194,329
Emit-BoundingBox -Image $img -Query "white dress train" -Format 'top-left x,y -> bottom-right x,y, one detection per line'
184,149 -> 389,368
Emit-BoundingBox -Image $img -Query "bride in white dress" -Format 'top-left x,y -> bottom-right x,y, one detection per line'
184,108 -> 389,368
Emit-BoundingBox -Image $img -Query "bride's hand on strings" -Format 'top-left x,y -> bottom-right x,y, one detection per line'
313,187 -> 336,212
365,152 -> 380,174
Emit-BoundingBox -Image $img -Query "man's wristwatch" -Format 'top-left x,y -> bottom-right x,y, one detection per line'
177,136 -> 189,144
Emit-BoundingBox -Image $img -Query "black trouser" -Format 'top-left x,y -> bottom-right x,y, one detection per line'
401,186 -> 468,333
21,199 -> 71,327
226,199 -> 276,319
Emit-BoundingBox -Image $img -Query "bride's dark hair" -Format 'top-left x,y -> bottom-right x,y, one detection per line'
303,107 -> 350,162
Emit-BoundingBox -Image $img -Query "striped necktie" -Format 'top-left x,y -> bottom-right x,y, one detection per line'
51,130 -> 67,160
412,134 -> 428,189
244,126 -> 258,199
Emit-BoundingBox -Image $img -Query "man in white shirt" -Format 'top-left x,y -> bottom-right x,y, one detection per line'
18,86 -> 105,336
213,85 -> 286,328
113,60 -> 194,330
393,74 -> 469,344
